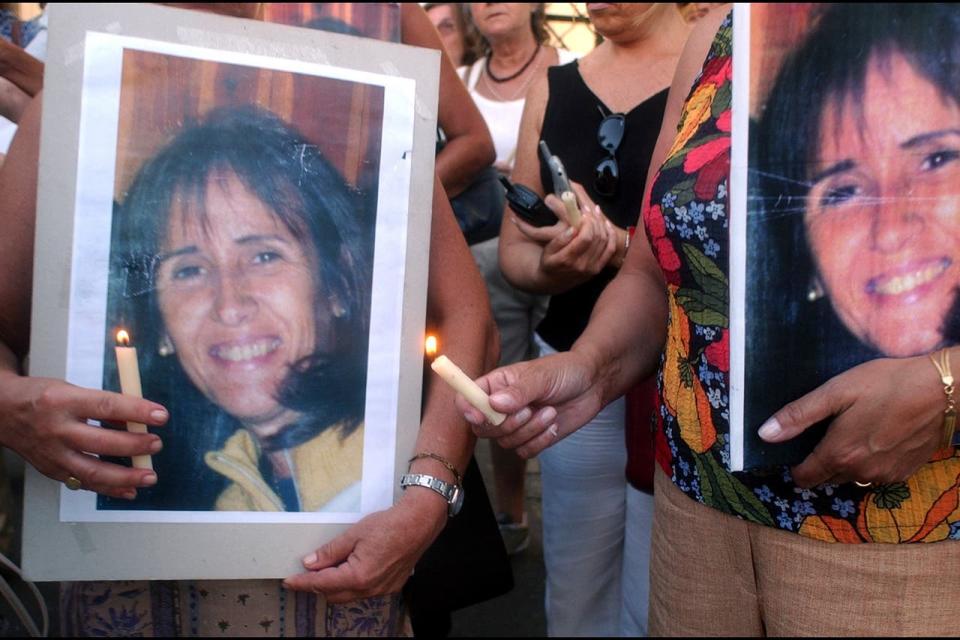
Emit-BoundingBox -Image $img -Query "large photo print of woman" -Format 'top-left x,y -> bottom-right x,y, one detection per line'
745,3 -> 960,467
99,49 -> 384,512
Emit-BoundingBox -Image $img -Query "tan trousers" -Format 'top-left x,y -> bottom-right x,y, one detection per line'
649,469 -> 960,637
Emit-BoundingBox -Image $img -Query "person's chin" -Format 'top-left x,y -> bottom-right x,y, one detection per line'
869,327 -> 942,358
219,397 -> 287,426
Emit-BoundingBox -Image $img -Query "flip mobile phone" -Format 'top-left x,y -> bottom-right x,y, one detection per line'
539,140 -> 581,226
499,175 -> 558,227
539,140 -> 572,197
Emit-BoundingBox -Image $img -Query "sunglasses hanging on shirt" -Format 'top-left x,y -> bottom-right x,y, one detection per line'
594,104 -> 625,198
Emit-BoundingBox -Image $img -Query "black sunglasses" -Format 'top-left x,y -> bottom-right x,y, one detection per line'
594,111 -> 625,197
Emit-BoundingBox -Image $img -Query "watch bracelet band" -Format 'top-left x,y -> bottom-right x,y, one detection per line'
400,472 -> 462,517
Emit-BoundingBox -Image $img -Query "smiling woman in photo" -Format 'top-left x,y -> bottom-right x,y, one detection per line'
749,3 -> 960,430
103,105 -> 372,512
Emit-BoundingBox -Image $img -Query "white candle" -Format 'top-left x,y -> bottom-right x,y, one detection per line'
431,355 -> 506,426
115,330 -> 153,470
561,191 -> 581,228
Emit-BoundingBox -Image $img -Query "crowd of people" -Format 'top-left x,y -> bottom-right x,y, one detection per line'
0,2 -> 959,637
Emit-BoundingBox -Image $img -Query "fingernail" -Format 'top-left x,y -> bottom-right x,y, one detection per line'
540,406 -> 558,424
490,392 -> 512,406
149,438 -> 163,453
547,424 -> 559,438
150,409 -> 168,422
302,552 -> 317,566
122,490 -> 137,500
758,418 -> 782,441
141,473 -> 157,486
562,227 -> 575,240
511,216 -> 519,226
595,204 -> 603,215
463,412 -> 482,426
514,408 -> 532,424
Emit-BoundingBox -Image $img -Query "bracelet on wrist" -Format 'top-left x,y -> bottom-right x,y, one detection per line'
403,452 -> 464,517
929,348 -> 957,449
408,452 -> 462,486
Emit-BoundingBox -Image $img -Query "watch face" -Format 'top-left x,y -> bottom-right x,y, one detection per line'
449,486 -> 464,517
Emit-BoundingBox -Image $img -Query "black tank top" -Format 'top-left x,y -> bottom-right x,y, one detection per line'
536,60 -> 668,351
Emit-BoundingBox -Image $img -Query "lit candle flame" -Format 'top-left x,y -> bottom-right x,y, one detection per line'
425,335 -> 438,358
116,329 -> 131,347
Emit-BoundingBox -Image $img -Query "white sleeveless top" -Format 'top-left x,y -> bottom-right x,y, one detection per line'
460,48 -> 579,173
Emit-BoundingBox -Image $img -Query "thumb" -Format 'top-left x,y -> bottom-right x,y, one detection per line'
759,382 -> 842,443
487,363 -> 557,414
302,530 -> 357,570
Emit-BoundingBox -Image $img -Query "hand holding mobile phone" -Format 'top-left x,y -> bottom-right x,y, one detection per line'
538,141 -> 581,227
499,175 -> 558,228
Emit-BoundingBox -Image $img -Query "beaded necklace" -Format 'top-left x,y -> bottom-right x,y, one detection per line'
485,43 -> 541,83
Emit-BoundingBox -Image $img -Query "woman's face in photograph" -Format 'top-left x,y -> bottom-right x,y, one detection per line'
155,171 -> 321,432
805,54 -> 960,357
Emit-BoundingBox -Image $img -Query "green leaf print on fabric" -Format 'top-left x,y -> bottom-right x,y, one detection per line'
711,79 -> 731,117
873,482 -> 912,510
661,133 -> 726,171
676,290 -> 728,328
697,451 -> 776,526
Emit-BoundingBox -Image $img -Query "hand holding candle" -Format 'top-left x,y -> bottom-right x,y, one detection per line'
115,330 -> 154,470
428,340 -> 506,426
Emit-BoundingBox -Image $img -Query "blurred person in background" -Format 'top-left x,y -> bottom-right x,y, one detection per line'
425,2 -> 479,67
495,3 -> 695,635
460,2 -> 579,556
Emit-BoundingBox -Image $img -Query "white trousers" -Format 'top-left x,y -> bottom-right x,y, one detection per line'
536,335 -> 653,637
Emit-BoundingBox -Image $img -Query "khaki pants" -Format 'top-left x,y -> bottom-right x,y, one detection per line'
649,469 -> 960,636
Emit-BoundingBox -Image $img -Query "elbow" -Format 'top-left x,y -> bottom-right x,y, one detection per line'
497,242 -> 525,293
479,136 -> 495,170
461,131 -> 495,179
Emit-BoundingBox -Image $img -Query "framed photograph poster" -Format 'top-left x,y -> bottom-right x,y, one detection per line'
23,3 -> 439,580
730,3 -> 960,470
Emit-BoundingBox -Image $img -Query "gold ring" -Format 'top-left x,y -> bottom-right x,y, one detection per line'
854,480 -> 872,488
65,476 -> 82,491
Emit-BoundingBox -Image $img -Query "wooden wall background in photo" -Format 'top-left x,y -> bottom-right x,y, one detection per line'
113,48 -> 385,204
262,3 -> 400,42
749,3 -> 815,118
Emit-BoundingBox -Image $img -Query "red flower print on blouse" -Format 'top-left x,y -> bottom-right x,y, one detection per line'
705,328 -> 729,372
643,202 -> 682,284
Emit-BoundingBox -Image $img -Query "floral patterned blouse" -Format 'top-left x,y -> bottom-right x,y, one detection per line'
645,12 -> 960,544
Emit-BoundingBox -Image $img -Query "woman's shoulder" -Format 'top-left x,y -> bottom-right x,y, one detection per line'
554,47 -> 582,65
460,57 -> 485,90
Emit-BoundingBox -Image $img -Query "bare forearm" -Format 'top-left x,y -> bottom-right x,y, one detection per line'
0,76 -> 29,123
498,229 -> 572,294
0,40 -> 42,96
572,257 -> 668,407
410,176 -> 496,487
0,93 -> 41,360
435,132 -> 494,198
